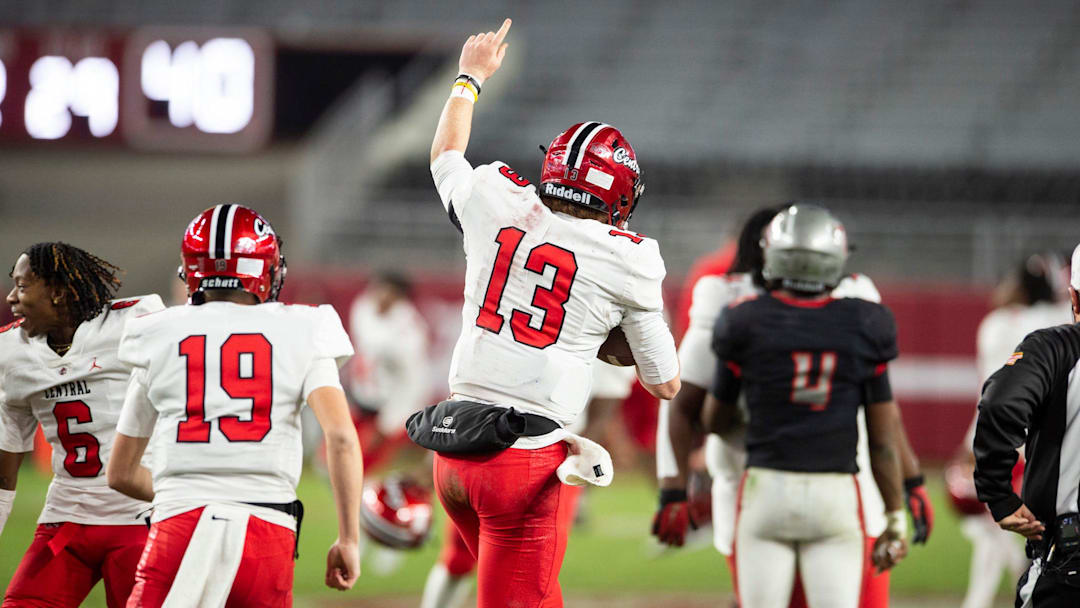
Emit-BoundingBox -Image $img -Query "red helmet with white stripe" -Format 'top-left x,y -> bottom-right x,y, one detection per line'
179,204 -> 286,303
360,477 -> 433,549
540,122 -> 644,229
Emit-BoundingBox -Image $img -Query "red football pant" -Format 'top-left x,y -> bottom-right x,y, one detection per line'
3,522 -> 147,608
730,537 -> 890,608
126,507 -> 295,608
434,444 -> 573,608
437,482 -> 584,577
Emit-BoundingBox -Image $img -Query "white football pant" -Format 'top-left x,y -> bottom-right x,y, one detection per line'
736,467 -> 864,608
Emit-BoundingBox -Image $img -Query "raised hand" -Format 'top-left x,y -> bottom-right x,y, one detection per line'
459,18 -> 511,84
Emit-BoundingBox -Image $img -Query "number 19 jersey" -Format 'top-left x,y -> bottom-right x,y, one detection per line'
0,295 -> 165,525
432,153 -> 678,430
116,302 -> 353,516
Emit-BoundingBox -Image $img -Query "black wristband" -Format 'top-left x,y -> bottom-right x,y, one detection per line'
904,474 -> 925,492
658,488 -> 688,507
455,73 -> 482,95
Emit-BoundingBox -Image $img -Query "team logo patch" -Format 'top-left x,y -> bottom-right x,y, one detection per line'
215,259 -> 228,271
1005,352 -> 1024,366
612,147 -> 639,174
442,416 -> 454,427
110,299 -> 141,310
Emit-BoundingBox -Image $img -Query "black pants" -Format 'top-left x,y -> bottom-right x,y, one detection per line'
1017,559 -> 1080,607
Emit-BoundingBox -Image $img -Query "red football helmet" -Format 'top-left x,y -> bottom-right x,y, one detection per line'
360,476 -> 433,549
179,204 -> 286,303
540,121 -> 644,229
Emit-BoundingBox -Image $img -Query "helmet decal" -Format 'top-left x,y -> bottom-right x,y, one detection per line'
565,121 -> 611,170
208,203 -> 239,260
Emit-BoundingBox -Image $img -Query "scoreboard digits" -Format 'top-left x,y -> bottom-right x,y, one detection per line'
0,27 -> 273,151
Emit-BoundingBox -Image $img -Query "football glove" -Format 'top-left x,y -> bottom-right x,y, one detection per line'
651,488 -> 697,547
904,474 -> 934,544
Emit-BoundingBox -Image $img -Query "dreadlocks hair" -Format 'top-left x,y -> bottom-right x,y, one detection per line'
21,242 -> 123,325
730,204 -> 786,287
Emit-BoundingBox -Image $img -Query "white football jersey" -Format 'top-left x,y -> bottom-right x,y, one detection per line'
348,292 -> 429,435
656,272 -> 889,552
0,295 -> 165,525
431,153 -> 678,437
116,302 -> 353,519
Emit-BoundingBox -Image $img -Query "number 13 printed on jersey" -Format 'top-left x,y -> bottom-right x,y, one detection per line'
476,226 -> 578,349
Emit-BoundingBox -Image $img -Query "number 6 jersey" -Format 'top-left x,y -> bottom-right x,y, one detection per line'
0,295 -> 165,525
431,151 -> 679,438
115,301 -> 353,519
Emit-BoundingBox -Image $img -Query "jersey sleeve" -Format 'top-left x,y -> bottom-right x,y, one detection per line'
116,367 -> 158,438
621,309 -> 678,385
973,331 -> 1057,520
709,304 -> 746,402
128,294 -> 166,316
619,238 -> 667,313
117,315 -> 152,369
313,305 -> 355,368
430,150 -> 475,232
679,276 -> 737,388
863,303 -> 899,364
0,394 -> 36,453
302,357 -> 344,401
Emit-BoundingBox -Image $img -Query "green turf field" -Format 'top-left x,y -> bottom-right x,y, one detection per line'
0,464 -> 1017,606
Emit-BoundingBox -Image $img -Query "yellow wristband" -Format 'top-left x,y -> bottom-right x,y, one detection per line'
450,82 -> 478,103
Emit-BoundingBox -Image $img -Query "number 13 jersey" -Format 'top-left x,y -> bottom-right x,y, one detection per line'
431,152 -> 678,433
0,295 -> 165,525
116,302 -> 353,516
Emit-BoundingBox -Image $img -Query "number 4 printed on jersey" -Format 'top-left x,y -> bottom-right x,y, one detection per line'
178,334 -> 274,443
791,351 -> 837,411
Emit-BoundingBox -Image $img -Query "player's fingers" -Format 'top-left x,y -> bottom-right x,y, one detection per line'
497,42 -> 509,61
495,18 -> 512,43
333,568 -> 352,590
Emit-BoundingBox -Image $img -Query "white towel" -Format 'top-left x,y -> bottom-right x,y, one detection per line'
162,504 -> 250,608
557,433 -> 614,487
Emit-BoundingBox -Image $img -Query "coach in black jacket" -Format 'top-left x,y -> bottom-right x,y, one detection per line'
974,247 -> 1080,606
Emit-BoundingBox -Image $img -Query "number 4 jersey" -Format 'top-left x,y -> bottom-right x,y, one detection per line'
0,295 -> 165,525
115,302 -> 353,518
431,152 -> 678,435
711,293 -> 898,473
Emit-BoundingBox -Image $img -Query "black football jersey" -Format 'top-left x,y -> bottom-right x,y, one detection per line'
710,293 -> 898,473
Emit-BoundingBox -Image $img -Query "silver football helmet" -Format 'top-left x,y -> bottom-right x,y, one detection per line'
761,203 -> 849,293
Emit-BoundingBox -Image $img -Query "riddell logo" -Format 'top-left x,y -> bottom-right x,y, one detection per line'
544,183 -> 592,205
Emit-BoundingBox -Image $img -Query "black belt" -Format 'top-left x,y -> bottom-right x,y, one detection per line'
246,500 -> 305,559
